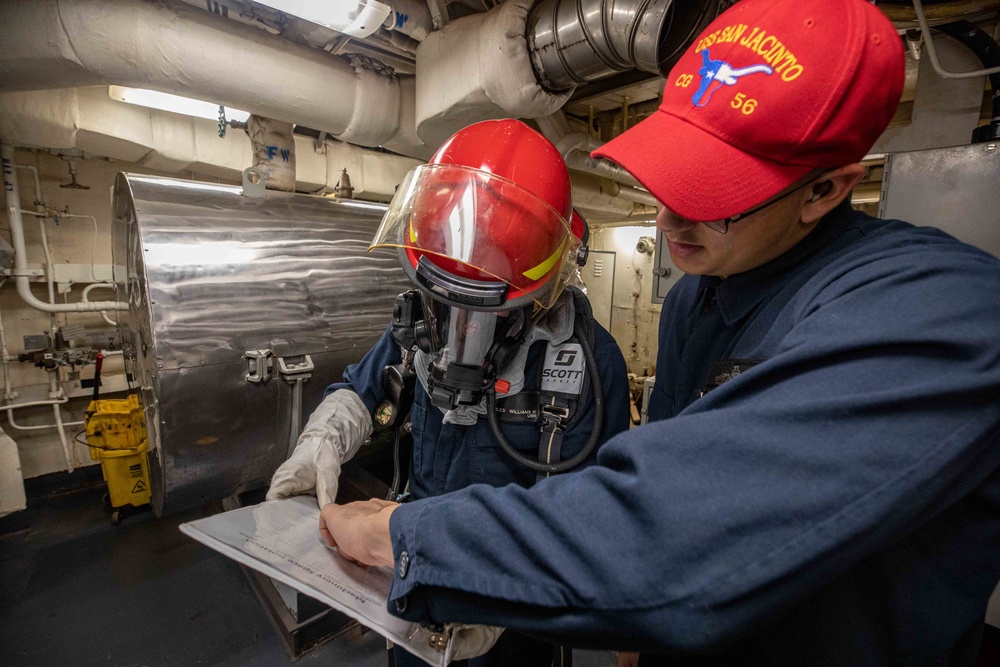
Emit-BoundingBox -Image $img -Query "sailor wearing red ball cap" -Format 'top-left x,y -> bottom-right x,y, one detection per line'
318,1 -> 1000,665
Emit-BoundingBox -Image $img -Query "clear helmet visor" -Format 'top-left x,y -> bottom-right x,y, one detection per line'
370,164 -> 580,310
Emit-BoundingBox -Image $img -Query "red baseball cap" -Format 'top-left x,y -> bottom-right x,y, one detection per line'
592,0 -> 905,222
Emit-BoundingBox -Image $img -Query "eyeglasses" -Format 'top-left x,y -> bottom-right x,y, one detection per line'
702,171 -> 832,234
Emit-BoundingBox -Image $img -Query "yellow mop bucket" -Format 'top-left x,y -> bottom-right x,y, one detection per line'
85,395 -> 151,520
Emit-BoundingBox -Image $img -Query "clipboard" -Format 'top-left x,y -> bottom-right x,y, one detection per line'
179,496 -> 453,666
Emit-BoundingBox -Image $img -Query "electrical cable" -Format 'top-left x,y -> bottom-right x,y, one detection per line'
934,20 -> 1000,122
913,0 -> 1000,79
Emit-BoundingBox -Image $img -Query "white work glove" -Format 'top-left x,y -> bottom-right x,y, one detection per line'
444,624 -> 505,662
267,389 -> 373,507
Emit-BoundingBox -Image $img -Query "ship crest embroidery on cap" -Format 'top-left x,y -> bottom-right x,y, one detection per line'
693,49 -> 773,108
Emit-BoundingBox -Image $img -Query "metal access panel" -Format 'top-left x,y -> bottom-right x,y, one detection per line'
879,142 -> 1000,258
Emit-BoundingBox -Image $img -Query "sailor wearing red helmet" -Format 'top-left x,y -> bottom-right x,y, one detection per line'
315,0 -> 1000,665
269,119 -> 630,665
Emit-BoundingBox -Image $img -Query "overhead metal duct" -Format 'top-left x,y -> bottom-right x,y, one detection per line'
113,174 -> 410,516
527,0 -> 735,91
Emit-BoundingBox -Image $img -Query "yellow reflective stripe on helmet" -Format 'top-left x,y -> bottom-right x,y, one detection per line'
522,236 -> 568,282
408,220 -> 417,244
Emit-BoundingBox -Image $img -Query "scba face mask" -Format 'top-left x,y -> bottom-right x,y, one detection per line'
388,256 -> 532,411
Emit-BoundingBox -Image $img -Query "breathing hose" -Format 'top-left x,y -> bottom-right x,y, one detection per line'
486,312 -> 605,474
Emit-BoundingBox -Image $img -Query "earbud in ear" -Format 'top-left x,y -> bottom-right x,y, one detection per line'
809,181 -> 833,203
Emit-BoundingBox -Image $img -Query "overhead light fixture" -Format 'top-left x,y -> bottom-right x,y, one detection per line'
108,86 -> 251,123
253,0 -> 391,38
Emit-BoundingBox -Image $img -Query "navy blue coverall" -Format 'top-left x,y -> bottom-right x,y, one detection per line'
383,201 -> 1000,666
328,302 -> 630,664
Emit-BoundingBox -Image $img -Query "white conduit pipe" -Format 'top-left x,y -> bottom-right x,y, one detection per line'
2,375 -> 77,471
5,412 -> 84,431
82,283 -> 118,327
47,371 -> 73,471
37,217 -> 60,340
912,0 -> 1000,79
11,168 -> 61,336
0,0 -> 410,150
15,164 -> 42,206
52,400 -> 75,470
2,143 -> 127,313
0,279 -> 14,401
3,396 -> 69,410
14,166 -> 58,335
25,209 -> 104,283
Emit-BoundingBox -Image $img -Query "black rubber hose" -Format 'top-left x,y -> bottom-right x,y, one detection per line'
487,317 -> 605,474
935,20 -> 1000,119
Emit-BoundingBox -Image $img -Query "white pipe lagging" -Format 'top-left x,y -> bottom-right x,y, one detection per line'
0,0 -> 422,154
554,133 -> 660,208
2,143 -> 127,314
386,0 -> 436,41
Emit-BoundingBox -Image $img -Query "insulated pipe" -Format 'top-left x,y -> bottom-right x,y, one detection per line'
15,161 -> 50,342
556,133 -> 646,189
247,116 -> 296,192
0,0 -> 413,151
386,0 -> 436,41
1,143 -> 127,313
554,132 -> 659,206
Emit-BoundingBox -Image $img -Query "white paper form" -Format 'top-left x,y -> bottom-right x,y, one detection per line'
179,496 -> 448,666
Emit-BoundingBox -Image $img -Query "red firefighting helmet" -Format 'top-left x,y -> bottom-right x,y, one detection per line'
371,119 -> 584,310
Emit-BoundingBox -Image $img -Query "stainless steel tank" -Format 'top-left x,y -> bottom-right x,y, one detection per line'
112,173 -> 410,516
